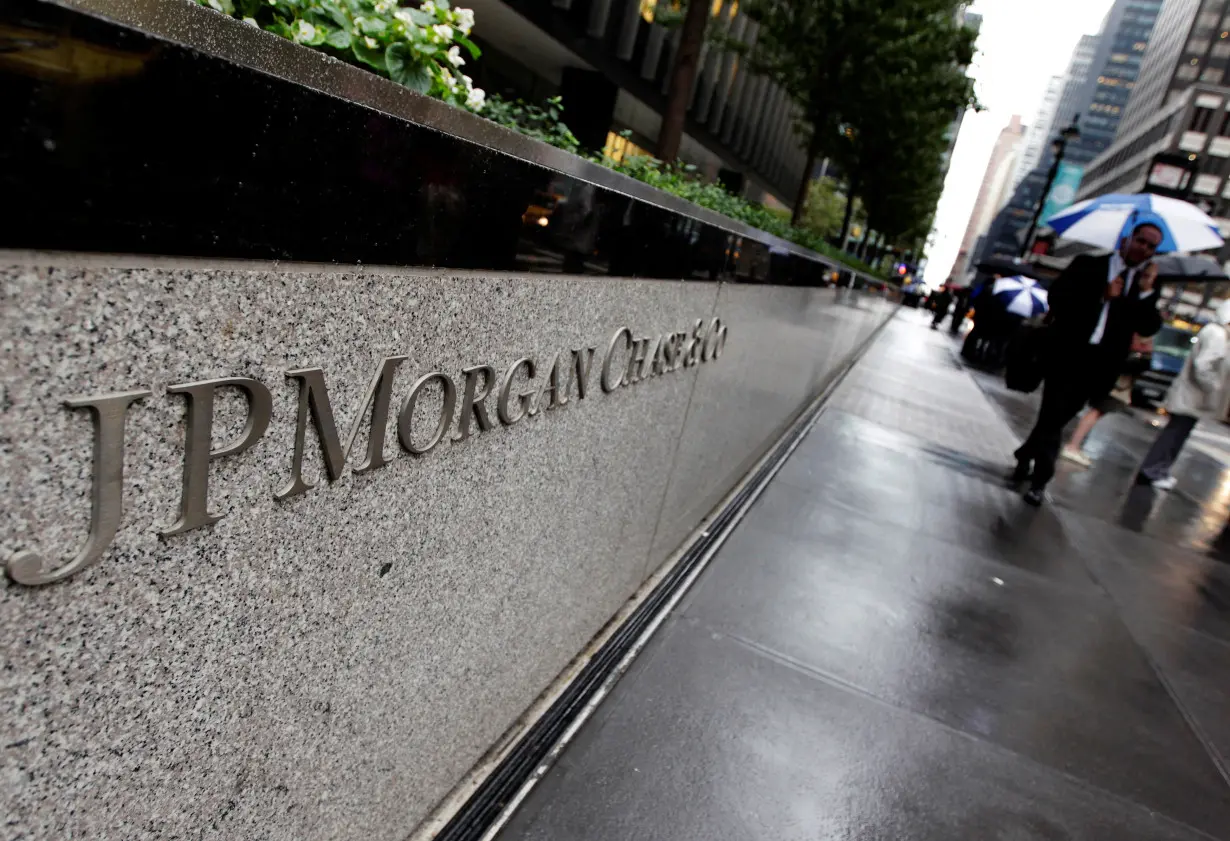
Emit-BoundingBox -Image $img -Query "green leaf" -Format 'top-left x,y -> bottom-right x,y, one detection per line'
408,8 -> 433,25
352,37 -> 387,71
359,15 -> 387,35
435,0 -> 450,9
455,34 -> 481,59
320,1 -> 351,28
325,27 -> 352,49
385,43 -> 432,92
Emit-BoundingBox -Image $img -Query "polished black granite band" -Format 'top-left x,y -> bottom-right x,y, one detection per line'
0,0 -> 868,286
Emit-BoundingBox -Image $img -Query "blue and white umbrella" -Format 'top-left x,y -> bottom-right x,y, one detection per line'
1044,193 -> 1224,254
992,275 -> 1048,318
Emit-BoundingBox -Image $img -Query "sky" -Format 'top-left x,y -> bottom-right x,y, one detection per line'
926,0 -> 1118,281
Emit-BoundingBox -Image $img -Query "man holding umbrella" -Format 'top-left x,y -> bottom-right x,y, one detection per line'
1010,192 -> 1225,505
1012,223 -> 1163,504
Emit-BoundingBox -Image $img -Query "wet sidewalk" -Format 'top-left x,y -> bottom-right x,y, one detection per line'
497,312 -> 1230,841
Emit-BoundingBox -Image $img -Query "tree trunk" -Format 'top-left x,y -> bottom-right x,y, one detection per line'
657,0 -> 710,162
791,130 -> 824,226
857,225 -> 873,259
838,171 -> 860,252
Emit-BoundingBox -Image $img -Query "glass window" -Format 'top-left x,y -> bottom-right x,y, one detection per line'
1213,41 -> 1230,58
1177,63 -> 1201,81
1192,105 -> 1216,131
1203,66 -> 1226,82
1189,37 -> 1212,53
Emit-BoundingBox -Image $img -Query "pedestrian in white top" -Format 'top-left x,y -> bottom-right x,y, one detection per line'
1137,300 -> 1230,490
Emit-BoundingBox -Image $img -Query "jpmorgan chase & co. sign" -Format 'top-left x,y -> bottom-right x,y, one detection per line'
5,318 -> 728,587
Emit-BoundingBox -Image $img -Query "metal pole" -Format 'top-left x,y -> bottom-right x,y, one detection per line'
1018,141 -> 1067,259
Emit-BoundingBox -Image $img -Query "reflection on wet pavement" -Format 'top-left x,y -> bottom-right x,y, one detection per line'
498,311 -> 1230,841
968,347 -> 1230,554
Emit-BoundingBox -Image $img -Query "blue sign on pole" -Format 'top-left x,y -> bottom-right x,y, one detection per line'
1040,162 -> 1085,224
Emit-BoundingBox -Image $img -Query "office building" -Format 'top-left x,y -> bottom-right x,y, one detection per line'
951,115 -> 1025,277
1012,75 -> 1064,191
978,0 -> 1164,260
465,0 -> 812,204
1079,0 -> 1230,226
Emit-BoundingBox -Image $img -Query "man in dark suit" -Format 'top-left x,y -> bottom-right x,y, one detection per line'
1013,223 -> 1164,505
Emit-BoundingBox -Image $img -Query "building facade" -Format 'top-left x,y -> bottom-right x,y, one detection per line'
978,0 -> 1164,261
1011,75 -> 1063,192
466,0 -> 813,205
1079,0 -> 1230,229
951,115 -> 1025,277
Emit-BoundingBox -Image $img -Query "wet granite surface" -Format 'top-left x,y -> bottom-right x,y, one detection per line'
499,312 -> 1230,841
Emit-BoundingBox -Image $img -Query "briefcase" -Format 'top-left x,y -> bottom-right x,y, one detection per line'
1004,326 -> 1048,393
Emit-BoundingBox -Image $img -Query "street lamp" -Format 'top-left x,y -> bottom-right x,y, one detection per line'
1020,115 -> 1082,257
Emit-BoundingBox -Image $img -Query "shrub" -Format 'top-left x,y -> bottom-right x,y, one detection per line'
198,0 -> 485,110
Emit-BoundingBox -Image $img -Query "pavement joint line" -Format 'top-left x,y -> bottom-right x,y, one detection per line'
712,628 -> 1230,841
723,508 -> 1112,600
928,321 -> 1230,801
427,301 -> 901,841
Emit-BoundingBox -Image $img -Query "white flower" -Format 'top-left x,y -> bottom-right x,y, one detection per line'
421,0 -> 436,13
293,20 -> 317,42
466,86 -> 485,110
374,0 -> 394,12
394,9 -> 414,24
364,35 -> 379,49
433,23 -> 453,41
455,8 -> 475,34
446,45 -> 464,67
242,16 -> 259,27
440,68 -> 458,91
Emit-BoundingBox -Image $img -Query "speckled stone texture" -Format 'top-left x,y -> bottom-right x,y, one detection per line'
1,255 -> 892,841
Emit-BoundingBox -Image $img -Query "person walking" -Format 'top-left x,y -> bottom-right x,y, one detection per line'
950,285 -> 972,334
1012,223 -> 1164,505
930,283 -> 954,330
1136,301 -> 1230,490
1059,333 -> 1154,467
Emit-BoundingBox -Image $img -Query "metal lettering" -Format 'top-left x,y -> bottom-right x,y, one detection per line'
601,328 -> 632,393
647,336 -> 665,378
349,356 -> 409,474
570,347 -> 596,400
708,318 -> 728,360
161,377 -> 272,536
5,390 -> 150,585
670,333 -> 686,371
661,332 -> 679,372
534,352 -> 569,414
683,320 -> 706,368
276,358 -> 406,499
624,338 -> 651,385
398,372 -> 458,455
276,368 -> 347,501
453,364 -> 497,443
498,357 -> 536,425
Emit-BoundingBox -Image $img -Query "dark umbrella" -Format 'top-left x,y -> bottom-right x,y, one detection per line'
975,256 -> 1048,281
1151,254 -> 1227,283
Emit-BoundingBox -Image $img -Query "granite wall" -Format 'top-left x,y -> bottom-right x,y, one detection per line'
1,254 -> 894,841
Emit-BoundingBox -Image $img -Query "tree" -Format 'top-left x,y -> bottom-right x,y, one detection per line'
744,0 -> 978,226
799,178 -> 851,240
658,0 -> 712,162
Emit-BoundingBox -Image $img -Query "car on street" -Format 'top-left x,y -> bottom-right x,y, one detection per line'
1131,323 -> 1199,408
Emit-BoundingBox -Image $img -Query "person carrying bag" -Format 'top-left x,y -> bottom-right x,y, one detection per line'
1137,301 -> 1230,490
